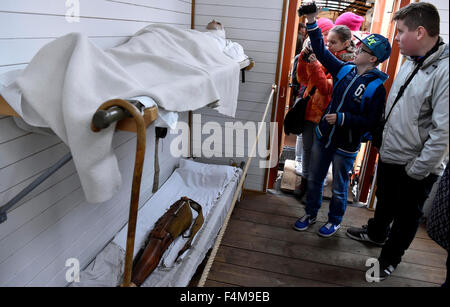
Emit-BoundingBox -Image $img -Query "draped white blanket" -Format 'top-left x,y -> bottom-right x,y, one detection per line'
2,24 -> 240,203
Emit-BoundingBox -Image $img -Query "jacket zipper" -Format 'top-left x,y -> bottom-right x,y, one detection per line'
325,74 -> 360,148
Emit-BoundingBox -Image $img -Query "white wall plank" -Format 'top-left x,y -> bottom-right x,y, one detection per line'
0,0 -> 192,287
195,0 -> 282,10
195,4 -> 282,21
193,0 -> 283,191
421,0 -> 449,42
0,117 -> 29,144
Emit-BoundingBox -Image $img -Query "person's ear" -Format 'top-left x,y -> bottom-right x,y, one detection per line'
344,40 -> 350,49
416,26 -> 427,40
370,55 -> 378,65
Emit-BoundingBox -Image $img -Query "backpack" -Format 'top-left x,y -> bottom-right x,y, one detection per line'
284,87 -> 317,135
333,64 -> 385,144
427,162 -> 449,251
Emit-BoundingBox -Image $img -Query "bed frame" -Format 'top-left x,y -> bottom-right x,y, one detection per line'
0,58 -> 259,287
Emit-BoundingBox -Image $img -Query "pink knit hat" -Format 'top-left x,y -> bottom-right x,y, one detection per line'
335,12 -> 365,31
316,18 -> 334,34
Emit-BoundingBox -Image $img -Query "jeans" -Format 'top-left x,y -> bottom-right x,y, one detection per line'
305,137 -> 356,225
295,121 -> 316,179
367,161 -> 438,266
301,121 -> 316,180
295,135 -> 303,163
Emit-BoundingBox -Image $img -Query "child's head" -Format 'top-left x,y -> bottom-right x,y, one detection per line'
392,2 -> 440,56
206,19 -> 223,31
327,25 -> 353,53
335,12 -> 365,32
354,34 -> 391,67
206,19 -> 226,39
317,18 -> 334,44
298,22 -> 307,37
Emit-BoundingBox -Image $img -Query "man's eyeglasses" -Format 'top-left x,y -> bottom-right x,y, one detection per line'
356,45 -> 375,56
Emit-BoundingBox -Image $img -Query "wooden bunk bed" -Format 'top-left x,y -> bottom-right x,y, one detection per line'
0,55 -> 257,287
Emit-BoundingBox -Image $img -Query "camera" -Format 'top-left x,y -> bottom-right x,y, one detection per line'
302,50 -> 312,62
301,39 -> 313,62
297,1 -> 318,17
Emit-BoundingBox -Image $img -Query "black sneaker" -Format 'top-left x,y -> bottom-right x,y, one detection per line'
377,260 -> 397,281
366,258 -> 397,282
346,225 -> 386,246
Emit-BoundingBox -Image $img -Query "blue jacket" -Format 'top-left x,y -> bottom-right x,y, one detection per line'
307,21 -> 388,157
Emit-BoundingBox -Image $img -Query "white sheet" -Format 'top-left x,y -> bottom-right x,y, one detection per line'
0,24 -> 240,203
113,159 -> 239,259
0,71 -> 178,131
72,159 -> 241,287
204,30 -> 249,63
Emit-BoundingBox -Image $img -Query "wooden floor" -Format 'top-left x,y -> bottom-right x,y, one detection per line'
200,191 -> 447,287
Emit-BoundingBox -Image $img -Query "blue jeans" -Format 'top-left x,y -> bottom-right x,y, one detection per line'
305,137 -> 355,225
300,121 -> 316,180
295,121 -> 316,180
295,134 -> 303,163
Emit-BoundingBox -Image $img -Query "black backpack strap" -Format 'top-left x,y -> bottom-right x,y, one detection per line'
385,40 -> 444,123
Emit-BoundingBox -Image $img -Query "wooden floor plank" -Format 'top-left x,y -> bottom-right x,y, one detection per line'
237,193 -> 440,248
231,207 -> 447,269
221,225 -> 446,284
203,191 -> 446,287
214,246 -> 439,287
208,262 -> 340,287
203,279 -> 240,287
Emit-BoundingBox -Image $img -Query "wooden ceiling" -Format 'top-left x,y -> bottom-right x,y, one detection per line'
314,0 -> 374,16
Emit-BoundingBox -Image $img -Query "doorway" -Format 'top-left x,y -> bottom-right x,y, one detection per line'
267,0 -> 407,207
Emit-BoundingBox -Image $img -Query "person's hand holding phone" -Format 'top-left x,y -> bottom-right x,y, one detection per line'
308,54 -> 317,63
303,2 -> 322,23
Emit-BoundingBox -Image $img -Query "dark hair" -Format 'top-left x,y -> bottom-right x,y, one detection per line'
393,2 -> 440,37
330,25 -> 352,42
330,25 -> 356,51
298,22 -> 306,30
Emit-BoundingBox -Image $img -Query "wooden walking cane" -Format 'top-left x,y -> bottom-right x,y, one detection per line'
91,99 -> 151,287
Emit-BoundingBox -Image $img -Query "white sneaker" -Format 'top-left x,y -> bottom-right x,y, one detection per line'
295,161 -> 303,176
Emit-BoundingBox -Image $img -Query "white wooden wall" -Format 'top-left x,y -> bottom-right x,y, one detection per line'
0,0 -> 191,287
193,0 -> 284,192
424,0 -> 449,43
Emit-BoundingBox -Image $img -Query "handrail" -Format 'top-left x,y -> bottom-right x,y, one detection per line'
197,84 -> 277,287
0,152 -> 73,224
0,99 -> 156,225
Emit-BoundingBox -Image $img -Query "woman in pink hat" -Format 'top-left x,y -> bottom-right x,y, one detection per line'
335,12 -> 364,31
335,12 -> 370,45
316,17 -> 334,43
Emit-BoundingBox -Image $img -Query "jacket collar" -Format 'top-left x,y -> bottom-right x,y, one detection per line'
363,67 -> 389,83
407,37 -> 449,69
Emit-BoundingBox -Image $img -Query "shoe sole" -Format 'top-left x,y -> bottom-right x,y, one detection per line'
293,219 -> 316,231
345,231 -> 385,246
318,226 -> 341,238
